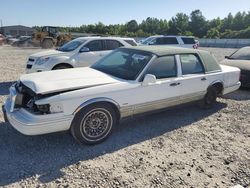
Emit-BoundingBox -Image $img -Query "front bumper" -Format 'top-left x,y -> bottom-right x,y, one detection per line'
3,98 -> 74,135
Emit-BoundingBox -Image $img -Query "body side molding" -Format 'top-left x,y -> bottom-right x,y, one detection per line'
73,97 -> 121,115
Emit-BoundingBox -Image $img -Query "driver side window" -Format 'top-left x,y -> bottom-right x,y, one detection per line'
146,56 -> 177,79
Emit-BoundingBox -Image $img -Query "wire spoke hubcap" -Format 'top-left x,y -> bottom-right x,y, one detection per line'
82,110 -> 110,138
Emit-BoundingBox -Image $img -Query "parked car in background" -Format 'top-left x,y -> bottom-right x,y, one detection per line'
6,35 -> 19,45
139,35 -> 199,49
0,34 -> 5,45
12,36 -> 32,47
220,46 -> 250,87
3,46 -> 240,144
26,36 -> 137,73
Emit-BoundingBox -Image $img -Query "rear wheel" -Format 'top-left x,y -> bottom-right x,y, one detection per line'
200,86 -> 218,109
70,103 -> 117,145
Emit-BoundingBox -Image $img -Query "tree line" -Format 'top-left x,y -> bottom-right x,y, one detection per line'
34,10 -> 250,38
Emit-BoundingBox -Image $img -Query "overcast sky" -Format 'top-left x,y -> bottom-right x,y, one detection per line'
1,0 -> 250,27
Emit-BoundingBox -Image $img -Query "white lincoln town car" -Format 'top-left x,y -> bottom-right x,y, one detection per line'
3,46 -> 241,144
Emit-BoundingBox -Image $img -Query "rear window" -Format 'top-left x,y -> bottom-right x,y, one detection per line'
125,40 -> 137,46
156,37 -> 179,45
181,37 -> 195,44
180,54 -> 204,75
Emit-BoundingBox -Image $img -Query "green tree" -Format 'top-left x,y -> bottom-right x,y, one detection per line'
140,17 -> 161,34
231,12 -> 246,30
220,13 -> 234,32
126,20 -> 138,33
206,28 -> 220,38
168,13 -> 189,35
189,10 -> 208,38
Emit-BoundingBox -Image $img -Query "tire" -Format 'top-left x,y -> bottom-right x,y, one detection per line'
200,86 -> 218,109
41,39 -> 53,49
70,103 -> 117,145
52,64 -> 72,70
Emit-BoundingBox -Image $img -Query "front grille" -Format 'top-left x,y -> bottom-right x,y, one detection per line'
26,64 -> 32,69
28,58 -> 35,62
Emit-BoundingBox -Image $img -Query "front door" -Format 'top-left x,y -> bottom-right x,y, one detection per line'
130,55 -> 182,114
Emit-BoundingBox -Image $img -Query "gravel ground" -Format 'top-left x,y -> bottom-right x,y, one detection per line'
0,46 -> 249,188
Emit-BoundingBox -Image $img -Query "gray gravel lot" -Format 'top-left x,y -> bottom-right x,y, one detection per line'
0,46 -> 249,187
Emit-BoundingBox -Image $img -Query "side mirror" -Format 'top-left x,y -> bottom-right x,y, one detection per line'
79,47 -> 90,53
225,56 -> 229,59
142,74 -> 157,86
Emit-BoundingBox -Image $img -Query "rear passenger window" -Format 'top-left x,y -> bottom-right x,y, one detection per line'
156,37 -> 178,45
106,40 -> 123,50
180,54 -> 204,75
181,37 -> 195,44
146,56 -> 177,79
85,40 -> 104,51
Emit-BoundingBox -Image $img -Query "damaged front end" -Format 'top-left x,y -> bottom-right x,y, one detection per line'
13,81 -> 62,114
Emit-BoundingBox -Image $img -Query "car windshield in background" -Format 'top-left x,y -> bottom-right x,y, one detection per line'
229,47 -> 250,60
125,40 -> 137,46
57,39 -> 86,52
140,37 -> 155,45
91,48 -> 153,80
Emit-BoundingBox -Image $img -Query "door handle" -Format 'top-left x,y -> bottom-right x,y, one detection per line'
201,77 -> 207,81
170,82 -> 180,86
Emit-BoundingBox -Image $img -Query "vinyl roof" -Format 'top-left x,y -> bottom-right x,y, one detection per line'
121,46 -> 222,73
121,46 -> 202,56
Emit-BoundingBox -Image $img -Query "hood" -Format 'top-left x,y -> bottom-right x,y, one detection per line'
29,49 -> 68,58
220,59 -> 250,71
20,67 -> 121,94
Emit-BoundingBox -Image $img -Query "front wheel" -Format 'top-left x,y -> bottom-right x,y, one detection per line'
200,87 -> 218,109
52,64 -> 72,70
70,103 -> 117,145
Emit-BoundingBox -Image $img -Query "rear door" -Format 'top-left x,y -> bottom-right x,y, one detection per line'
177,53 -> 209,101
104,39 -> 124,55
77,40 -> 106,67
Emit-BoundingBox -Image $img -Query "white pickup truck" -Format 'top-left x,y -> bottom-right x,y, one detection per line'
3,46 -> 240,144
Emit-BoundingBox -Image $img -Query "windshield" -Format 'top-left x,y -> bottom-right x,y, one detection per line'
229,47 -> 250,60
91,48 -> 153,80
57,39 -> 86,52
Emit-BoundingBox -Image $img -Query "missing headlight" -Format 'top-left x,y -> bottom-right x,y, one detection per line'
36,104 -> 50,114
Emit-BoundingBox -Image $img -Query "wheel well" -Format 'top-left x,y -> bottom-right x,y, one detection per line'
52,63 -> 73,70
77,101 -> 121,123
209,82 -> 224,96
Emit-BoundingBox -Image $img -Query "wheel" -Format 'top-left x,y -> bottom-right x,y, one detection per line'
200,86 -> 218,109
41,39 -> 53,49
52,64 -> 72,70
70,103 -> 117,144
